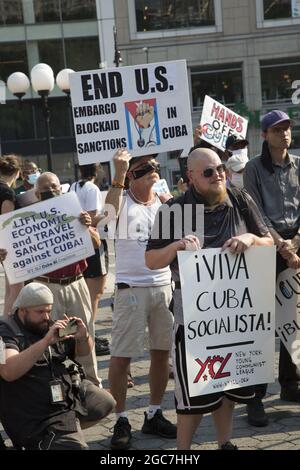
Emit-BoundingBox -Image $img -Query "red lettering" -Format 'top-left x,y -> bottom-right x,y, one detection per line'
211,103 -> 220,120
193,357 -> 211,383
236,117 -> 244,133
214,353 -> 232,379
225,111 -> 233,127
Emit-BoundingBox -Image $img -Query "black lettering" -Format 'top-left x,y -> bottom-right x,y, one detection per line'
167,107 -> 177,119
109,72 -> 123,97
240,287 -> 253,308
81,75 -> 93,101
155,66 -> 168,92
187,321 -> 197,340
135,68 -> 149,94
93,73 -> 108,99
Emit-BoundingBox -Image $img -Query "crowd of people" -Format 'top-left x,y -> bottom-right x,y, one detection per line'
0,108 -> 299,450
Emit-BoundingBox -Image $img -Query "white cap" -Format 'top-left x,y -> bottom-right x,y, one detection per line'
12,282 -> 53,315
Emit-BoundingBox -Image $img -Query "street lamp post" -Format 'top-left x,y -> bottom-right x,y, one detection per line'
56,68 -> 78,179
142,47 -> 149,64
113,26 -> 123,67
7,64 -> 75,173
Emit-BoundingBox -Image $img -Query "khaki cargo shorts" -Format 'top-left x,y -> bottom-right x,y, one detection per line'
110,284 -> 173,357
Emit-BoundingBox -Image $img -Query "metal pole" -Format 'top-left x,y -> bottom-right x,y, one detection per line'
113,26 -> 122,67
40,92 -> 53,172
65,91 -> 79,181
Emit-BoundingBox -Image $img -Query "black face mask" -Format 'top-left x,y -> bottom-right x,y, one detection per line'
131,162 -> 160,180
40,190 -> 61,201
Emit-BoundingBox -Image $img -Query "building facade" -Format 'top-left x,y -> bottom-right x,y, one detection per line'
1,0 -> 300,188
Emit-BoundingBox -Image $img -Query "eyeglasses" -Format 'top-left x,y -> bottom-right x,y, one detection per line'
201,163 -> 226,178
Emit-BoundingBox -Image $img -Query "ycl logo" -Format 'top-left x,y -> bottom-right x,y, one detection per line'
193,353 -> 232,383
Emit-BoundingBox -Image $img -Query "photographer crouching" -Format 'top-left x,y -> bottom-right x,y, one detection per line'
0,283 -> 115,450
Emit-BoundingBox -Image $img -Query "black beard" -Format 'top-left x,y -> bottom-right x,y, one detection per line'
23,317 -> 51,336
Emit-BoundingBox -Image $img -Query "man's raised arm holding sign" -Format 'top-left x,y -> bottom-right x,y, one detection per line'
103,149 -> 176,451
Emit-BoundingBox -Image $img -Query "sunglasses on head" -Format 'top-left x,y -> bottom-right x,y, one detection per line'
202,163 -> 226,178
131,161 -> 160,179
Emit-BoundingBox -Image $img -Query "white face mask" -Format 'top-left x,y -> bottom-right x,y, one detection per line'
231,173 -> 244,189
27,172 -> 40,186
231,148 -> 248,159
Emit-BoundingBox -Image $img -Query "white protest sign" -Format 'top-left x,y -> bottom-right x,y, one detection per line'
152,179 -> 170,194
69,60 -> 193,164
275,268 -> 300,366
200,96 -> 248,152
178,246 -> 276,397
0,192 -> 95,284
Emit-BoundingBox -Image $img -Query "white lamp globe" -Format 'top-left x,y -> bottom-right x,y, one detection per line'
7,72 -> 30,95
31,63 -> 54,76
31,67 -> 55,93
56,68 -> 75,92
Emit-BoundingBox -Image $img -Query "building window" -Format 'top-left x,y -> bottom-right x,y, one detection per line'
191,64 -> 244,111
0,101 -> 34,141
38,37 -> 100,75
257,0 -> 300,26
263,0 -> 300,19
261,58 -> 300,104
0,0 -> 23,25
65,37 -> 100,71
34,0 -> 97,23
135,0 -> 215,32
34,0 -> 61,22
38,39 -> 65,76
263,0 -> 292,19
34,97 -> 71,139
0,0 -> 23,24
61,0 -> 96,21
0,43 -> 28,82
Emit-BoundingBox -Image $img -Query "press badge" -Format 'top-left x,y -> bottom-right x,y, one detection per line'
0,337 -> 5,365
49,379 -> 65,404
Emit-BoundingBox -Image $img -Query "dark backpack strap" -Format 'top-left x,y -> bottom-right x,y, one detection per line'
228,187 -> 251,231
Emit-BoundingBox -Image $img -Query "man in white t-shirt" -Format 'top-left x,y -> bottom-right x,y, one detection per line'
105,149 -> 176,450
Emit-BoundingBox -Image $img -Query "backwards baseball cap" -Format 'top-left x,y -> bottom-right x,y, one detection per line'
261,110 -> 291,132
12,282 -> 54,315
225,135 -> 249,150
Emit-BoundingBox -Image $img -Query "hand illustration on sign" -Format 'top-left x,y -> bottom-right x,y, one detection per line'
125,99 -> 160,149
136,102 -> 154,129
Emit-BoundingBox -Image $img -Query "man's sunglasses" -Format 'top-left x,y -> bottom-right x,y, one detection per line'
131,161 -> 160,179
202,163 -> 226,178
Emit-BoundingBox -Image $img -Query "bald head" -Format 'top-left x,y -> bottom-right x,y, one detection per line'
187,148 -> 227,205
187,148 -> 221,171
35,172 -> 61,200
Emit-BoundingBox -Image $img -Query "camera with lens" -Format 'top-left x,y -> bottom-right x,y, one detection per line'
67,362 -> 83,392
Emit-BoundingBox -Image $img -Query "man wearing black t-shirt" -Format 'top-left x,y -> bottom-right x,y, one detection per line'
145,148 -> 274,450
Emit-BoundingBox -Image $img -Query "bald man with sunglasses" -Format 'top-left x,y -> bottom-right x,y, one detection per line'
105,149 -> 176,450
145,148 -> 273,450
